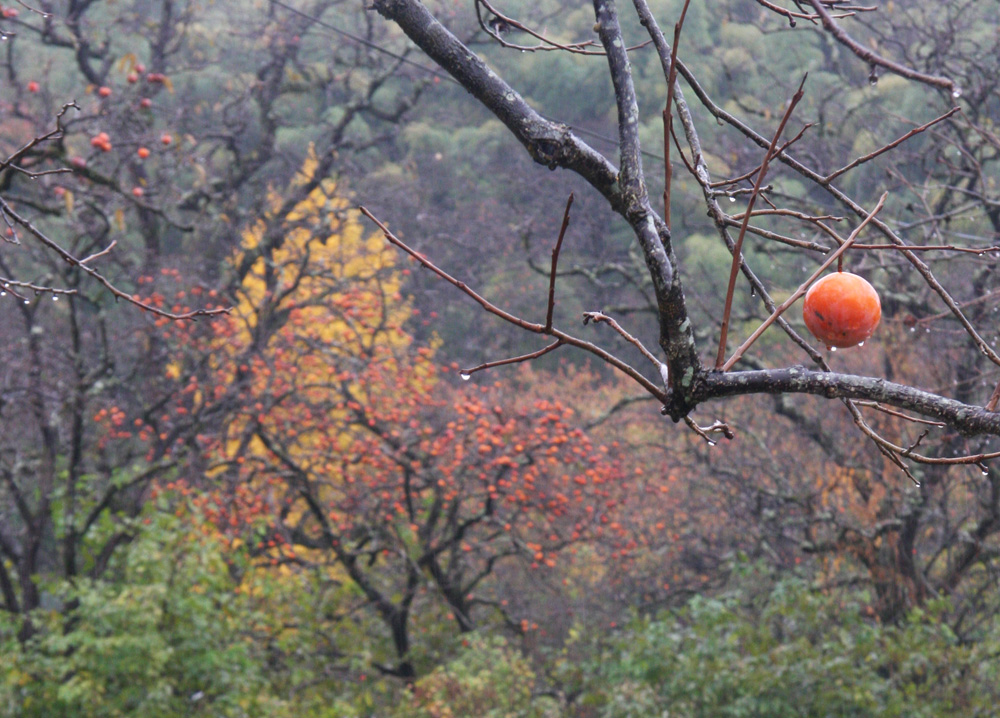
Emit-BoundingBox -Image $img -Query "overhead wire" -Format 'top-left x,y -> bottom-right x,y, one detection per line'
267,0 -> 667,165
269,0 -> 454,82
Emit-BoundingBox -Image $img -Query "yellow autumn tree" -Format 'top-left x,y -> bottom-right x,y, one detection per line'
199,150 -> 435,487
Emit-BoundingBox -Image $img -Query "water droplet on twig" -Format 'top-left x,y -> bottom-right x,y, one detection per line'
460,372 -> 471,381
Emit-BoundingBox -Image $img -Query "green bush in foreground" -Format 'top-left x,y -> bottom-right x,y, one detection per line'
6,535 -> 998,718
582,574 -> 999,718
0,511 -> 288,718
393,634 -> 558,718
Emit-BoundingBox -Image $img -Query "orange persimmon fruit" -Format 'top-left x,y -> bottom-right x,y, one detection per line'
802,271 -> 881,348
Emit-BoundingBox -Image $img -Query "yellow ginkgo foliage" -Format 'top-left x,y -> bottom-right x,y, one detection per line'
194,149 -> 438,494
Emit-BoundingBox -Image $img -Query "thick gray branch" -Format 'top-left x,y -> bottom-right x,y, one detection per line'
594,0 -> 646,205
372,0 -> 621,207
591,0 -> 699,399
693,368 -> 1000,437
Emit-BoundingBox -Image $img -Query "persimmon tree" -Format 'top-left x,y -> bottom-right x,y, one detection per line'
156,163 -> 628,678
363,0 -> 1000,474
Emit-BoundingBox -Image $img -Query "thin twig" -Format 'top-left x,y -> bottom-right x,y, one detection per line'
0,102 -> 78,174
683,416 -> 735,444
79,240 -> 118,266
716,74 -> 808,369
846,397 -> 998,472
462,340 -> 563,378
0,199 -> 228,321
852,243 -> 999,255
900,430 -> 930,457
719,218 -> 830,252
582,311 -> 661,370
915,288 -> 1000,325
710,123 -> 815,189
662,0 -> 692,227
753,0 -> 872,24
823,107 -> 961,183
475,0 -> 649,55
545,194 -> 573,331
986,381 -> 1000,413
0,278 -> 76,300
854,401 -> 948,426
669,120 -> 696,176
728,208 -> 843,223
13,0 -> 51,17
806,0 -> 956,92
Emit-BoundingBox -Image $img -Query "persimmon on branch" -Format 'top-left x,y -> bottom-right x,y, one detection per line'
369,0 -> 1000,465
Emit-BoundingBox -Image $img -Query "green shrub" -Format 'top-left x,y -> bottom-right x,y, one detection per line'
582,576 -> 997,718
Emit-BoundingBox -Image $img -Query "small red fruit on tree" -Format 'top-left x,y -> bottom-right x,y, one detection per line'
132,187 -> 144,198
127,72 -> 139,84
137,147 -> 150,158
803,271 -> 881,348
27,81 -> 39,93
98,86 -> 112,97
134,62 -> 146,74
139,97 -> 153,109
89,132 -> 112,152
160,133 -> 172,146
